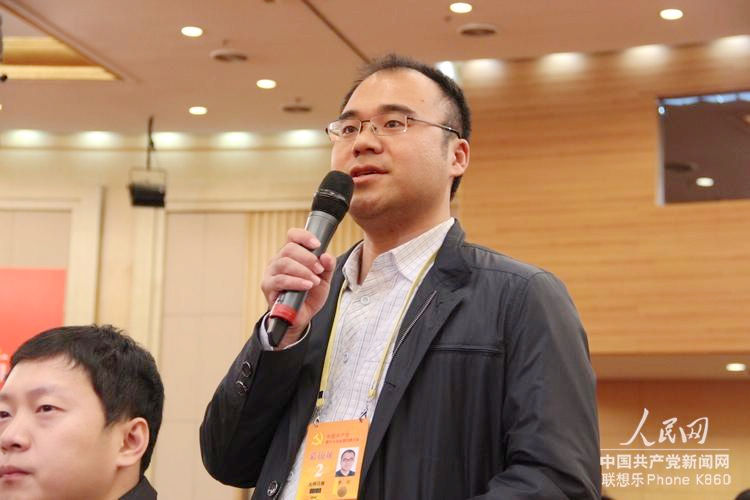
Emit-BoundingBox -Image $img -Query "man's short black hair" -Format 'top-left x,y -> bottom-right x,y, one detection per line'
341,53 -> 472,199
10,325 -> 164,475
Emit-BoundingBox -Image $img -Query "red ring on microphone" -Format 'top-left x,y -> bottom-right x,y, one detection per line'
270,303 -> 297,325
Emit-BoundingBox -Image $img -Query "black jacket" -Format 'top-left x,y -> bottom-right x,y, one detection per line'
200,222 -> 600,499
121,477 -> 157,499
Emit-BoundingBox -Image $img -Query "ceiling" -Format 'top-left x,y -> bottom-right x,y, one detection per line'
1,0 -> 750,134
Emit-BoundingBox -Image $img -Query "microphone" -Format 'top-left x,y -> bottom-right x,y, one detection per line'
267,171 -> 354,346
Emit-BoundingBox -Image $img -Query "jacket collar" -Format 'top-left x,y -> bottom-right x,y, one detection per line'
428,219 -> 472,291
120,476 -> 157,500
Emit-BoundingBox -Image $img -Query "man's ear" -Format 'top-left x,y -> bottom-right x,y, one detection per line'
450,138 -> 470,178
115,417 -> 150,469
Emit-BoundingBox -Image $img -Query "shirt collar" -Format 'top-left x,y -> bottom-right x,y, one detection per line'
342,218 -> 454,288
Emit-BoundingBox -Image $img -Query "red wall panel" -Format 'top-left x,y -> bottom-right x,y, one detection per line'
0,268 -> 66,380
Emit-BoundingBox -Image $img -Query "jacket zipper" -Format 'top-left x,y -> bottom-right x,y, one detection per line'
392,290 -> 437,357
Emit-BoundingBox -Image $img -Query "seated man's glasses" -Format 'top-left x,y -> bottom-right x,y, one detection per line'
326,112 -> 462,142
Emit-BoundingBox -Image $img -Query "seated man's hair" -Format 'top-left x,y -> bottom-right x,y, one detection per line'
10,325 -> 164,475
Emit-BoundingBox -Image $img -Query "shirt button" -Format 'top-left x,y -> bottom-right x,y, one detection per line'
360,295 -> 370,305
343,352 -> 349,364
241,361 -> 254,378
267,480 -> 279,497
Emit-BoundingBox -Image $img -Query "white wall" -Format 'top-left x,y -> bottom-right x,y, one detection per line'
0,138 -> 332,329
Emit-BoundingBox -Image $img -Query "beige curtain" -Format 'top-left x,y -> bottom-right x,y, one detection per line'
245,211 -> 363,337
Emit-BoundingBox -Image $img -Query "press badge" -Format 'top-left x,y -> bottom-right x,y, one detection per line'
295,419 -> 368,500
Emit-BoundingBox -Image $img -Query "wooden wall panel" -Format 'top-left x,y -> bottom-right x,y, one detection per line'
461,41 -> 750,354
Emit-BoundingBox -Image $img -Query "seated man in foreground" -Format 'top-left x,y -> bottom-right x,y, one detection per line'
0,325 -> 164,500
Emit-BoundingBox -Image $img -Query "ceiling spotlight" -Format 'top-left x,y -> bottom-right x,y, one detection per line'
181,26 -> 204,37
695,177 -> 714,187
257,79 -> 277,89
660,9 -> 683,20
450,2 -> 473,14
189,106 -> 207,115
726,362 -> 747,373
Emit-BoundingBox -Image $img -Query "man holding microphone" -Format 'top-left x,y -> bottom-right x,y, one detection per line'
201,54 -> 600,499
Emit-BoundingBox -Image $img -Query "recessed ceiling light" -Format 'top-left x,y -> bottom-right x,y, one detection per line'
726,362 -> 747,372
458,23 -> 497,37
660,9 -> 683,20
450,2 -> 473,14
210,48 -> 248,63
5,129 -> 48,147
181,26 -> 204,37
189,106 -> 207,115
695,177 -> 714,187
256,79 -> 277,89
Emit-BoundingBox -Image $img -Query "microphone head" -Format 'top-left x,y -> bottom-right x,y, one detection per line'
312,171 -> 354,221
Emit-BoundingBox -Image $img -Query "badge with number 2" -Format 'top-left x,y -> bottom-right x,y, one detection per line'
296,419 -> 369,500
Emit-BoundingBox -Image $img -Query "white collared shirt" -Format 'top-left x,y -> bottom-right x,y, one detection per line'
278,217 -> 454,499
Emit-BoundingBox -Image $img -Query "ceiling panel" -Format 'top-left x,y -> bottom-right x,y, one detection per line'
0,0 -> 748,133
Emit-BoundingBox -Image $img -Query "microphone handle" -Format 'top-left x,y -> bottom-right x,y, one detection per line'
267,211 -> 340,346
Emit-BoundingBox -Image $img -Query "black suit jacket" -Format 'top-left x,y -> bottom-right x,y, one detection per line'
200,221 -> 601,499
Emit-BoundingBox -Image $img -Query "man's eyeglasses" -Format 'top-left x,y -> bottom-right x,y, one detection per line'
326,112 -> 462,142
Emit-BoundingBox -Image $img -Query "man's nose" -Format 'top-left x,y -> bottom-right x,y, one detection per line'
0,418 -> 31,453
351,121 -> 383,156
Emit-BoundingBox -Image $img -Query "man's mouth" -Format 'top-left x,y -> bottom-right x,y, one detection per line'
0,465 -> 30,479
350,165 -> 386,179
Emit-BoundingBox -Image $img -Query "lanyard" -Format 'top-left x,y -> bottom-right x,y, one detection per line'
315,251 -> 438,415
